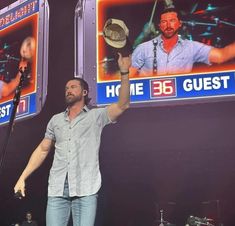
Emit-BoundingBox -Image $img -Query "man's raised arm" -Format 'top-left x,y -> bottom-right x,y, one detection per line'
107,53 -> 131,122
209,42 -> 235,64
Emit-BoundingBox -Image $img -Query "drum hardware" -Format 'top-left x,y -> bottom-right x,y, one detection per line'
186,215 -> 214,226
156,209 -> 175,226
193,4 -> 230,15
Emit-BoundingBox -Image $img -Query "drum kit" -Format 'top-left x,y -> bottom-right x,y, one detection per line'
185,215 -> 215,226
155,208 -> 215,226
154,198 -> 225,226
180,2 -> 235,47
156,209 -> 176,226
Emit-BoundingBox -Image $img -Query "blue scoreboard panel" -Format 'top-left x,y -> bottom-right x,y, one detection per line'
97,71 -> 235,105
75,0 -> 235,107
0,0 -> 49,126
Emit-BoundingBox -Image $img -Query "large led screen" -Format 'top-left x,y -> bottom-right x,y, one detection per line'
0,0 -> 49,125
76,0 -> 235,107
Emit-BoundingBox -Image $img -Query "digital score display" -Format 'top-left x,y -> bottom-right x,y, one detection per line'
0,0 -> 49,126
75,0 -> 235,107
97,72 -> 235,104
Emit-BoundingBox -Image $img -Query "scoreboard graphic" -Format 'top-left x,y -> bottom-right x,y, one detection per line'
0,0 -> 49,126
75,0 -> 235,107
97,71 -> 235,105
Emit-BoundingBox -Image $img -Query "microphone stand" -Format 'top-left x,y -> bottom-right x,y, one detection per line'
0,68 -> 28,174
159,209 -> 164,226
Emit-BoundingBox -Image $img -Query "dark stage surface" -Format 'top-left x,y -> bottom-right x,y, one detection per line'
1,0 -> 235,226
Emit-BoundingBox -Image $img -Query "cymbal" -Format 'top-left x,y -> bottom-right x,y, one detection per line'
199,31 -> 213,37
182,20 -> 216,27
193,5 -> 230,15
193,8 -> 218,15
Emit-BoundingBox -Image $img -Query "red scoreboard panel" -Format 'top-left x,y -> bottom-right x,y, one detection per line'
75,0 -> 235,107
0,0 -> 49,125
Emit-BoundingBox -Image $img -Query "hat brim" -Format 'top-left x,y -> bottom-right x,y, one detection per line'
104,36 -> 127,48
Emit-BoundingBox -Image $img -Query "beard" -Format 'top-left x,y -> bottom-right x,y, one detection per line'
65,94 -> 83,106
162,27 -> 179,39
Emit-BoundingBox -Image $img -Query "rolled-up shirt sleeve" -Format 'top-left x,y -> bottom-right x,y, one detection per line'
192,41 -> 212,65
44,116 -> 56,141
93,107 -> 114,128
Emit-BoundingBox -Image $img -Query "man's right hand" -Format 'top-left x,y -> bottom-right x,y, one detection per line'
14,178 -> 26,198
117,53 -> 131,73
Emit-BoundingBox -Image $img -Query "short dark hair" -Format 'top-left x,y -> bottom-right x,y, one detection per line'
160,7 -> 182,21
70,77 -> 91,105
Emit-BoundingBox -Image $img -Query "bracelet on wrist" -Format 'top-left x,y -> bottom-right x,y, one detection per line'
120,71 -> 129,76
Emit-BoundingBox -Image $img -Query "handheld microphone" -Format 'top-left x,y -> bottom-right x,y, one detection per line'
14,191 -> 23,199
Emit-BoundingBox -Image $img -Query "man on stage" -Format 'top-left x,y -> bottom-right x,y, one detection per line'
14,53 -> 131,226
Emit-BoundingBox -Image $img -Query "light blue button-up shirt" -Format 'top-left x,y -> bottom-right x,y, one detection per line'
45,106 -> 112,197
132,35 -> 212,76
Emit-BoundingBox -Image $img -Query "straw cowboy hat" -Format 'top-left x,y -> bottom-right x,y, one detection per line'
103,18 -> 129,48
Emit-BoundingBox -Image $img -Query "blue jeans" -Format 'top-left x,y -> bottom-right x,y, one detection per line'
46,178 -> 98,226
